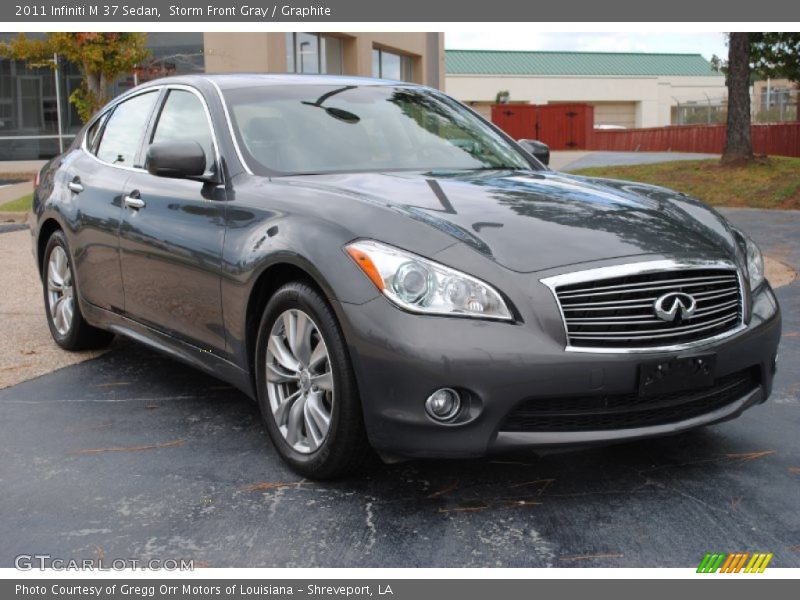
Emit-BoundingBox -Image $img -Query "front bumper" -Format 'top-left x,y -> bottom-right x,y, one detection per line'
339,282 -> 781,458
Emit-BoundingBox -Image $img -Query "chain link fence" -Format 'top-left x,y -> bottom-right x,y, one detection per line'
673,87 -> 798,125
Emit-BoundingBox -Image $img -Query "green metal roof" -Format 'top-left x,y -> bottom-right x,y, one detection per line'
445,50 -> 723,77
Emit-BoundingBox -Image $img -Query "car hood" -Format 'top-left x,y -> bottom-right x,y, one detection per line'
278,169 -> 738,273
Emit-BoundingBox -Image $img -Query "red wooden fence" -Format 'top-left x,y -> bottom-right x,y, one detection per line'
491,101 -> 800,157
589,122 -> 800,157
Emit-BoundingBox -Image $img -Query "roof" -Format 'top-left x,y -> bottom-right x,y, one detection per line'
445,50 -> 723,77
188,73 -> 412,90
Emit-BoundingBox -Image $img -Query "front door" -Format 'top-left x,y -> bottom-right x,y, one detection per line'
118,87 -> 227,354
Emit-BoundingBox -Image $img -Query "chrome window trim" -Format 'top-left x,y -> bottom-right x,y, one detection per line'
80,84 -> 223,180
80,86 -> 162,173
208,79 -> 254,175
154,84 -> 224,180
540,259 -> 747,354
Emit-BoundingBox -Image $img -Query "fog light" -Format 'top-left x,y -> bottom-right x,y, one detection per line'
425,388 -> 461,422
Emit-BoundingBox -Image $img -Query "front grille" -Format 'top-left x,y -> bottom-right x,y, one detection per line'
553,267 -> 743,349
501,368 -> 759,432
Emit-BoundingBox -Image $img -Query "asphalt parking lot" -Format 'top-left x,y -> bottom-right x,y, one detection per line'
0,209 -> 798,568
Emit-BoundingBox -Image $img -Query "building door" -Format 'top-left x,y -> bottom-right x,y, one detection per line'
491,104 -> 538,140
536,104 -> 594,150
491,103 -> 594,150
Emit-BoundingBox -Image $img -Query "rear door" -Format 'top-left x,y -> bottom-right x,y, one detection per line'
68,90 -> 160,311
118,86 -> 228,354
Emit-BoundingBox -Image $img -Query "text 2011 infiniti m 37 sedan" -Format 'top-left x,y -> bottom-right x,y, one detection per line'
32,74 -> 781,478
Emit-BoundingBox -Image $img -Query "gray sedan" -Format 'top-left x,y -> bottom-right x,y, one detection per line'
31,74 -> 781,478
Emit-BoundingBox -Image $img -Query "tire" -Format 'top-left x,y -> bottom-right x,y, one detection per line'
255,281 -> 374,479
42,230 -> 114,351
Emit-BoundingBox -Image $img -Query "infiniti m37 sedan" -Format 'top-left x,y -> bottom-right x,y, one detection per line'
32,74 -> 781,478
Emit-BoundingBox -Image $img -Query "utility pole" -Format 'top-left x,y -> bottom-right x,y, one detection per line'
52,52 -> 64,154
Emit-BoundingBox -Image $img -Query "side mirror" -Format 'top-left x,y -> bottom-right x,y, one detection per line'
517,139 -> 550,167
146,141 -> 207,180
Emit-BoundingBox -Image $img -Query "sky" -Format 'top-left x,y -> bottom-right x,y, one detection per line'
444,32 -> 729,61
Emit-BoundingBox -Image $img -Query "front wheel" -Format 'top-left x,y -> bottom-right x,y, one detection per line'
42,230 -> 114,350
255,281 -> 374,479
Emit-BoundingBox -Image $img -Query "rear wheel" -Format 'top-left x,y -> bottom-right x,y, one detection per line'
42,230 -> 114,350
255,281 -> 374,479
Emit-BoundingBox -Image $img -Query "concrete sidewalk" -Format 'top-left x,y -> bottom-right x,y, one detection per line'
0,181 -> 32,204
0,159 -> 46,175
550,151 -> 719,172
0,229 -> 106,389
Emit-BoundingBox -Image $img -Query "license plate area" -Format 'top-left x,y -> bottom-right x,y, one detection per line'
639,355 -> 715,396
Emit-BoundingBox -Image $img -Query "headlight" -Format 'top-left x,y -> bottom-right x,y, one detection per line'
345,240 -> 513,320
742,234 -> 765,290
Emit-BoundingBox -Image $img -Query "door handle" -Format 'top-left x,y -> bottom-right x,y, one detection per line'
124,194 -> 145,209
67,180 -> 84,194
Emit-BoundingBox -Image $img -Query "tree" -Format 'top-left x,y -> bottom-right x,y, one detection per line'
0,33 -> 150,123
722,33 -> 753,164
710,54 -> 727,74
751,33 -> 800,82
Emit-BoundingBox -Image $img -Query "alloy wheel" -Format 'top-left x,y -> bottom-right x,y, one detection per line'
47,246 -> 75,336
265,309 -> 335,454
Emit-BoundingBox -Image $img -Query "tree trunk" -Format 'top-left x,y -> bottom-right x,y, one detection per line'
83,63 -> 97,95
722,33 -> 753,164
99,72 -> 109,106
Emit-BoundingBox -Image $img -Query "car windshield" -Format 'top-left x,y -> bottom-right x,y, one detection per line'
222,84 -> 533,176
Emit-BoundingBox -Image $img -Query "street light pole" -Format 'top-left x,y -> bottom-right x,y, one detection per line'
52,52 -> 64,154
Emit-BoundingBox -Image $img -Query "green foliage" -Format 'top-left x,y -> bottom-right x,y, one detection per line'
0,33 -> 150,122
68,85 -> 100,123
711,34 -> 800,84
751,33 -> 800,82
755,105 -> 798,123
710,54 -> 727,75
680,108 -> 727,125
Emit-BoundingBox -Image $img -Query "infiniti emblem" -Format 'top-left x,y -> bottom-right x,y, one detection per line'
654,292 -> 697,323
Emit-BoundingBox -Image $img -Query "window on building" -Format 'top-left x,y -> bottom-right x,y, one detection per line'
17,76 -> 43,130
285,33 -> 343,75
95,91 -> 158,166
110,32 -> 206,98
0,32 -> 205,160
372,48 -> 414,82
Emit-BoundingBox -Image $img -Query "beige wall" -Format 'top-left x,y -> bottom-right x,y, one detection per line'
753,78 -> 798,104
446,74 -> 727,127
203,32 -> 444,89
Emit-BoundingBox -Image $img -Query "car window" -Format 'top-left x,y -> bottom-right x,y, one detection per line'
85,113 -> 107,154
150,89 -> 214,171
95,91 -> 158,167
223,85 -> 532,176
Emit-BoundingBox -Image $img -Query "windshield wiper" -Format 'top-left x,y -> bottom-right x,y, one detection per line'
301,86 -> 361,124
